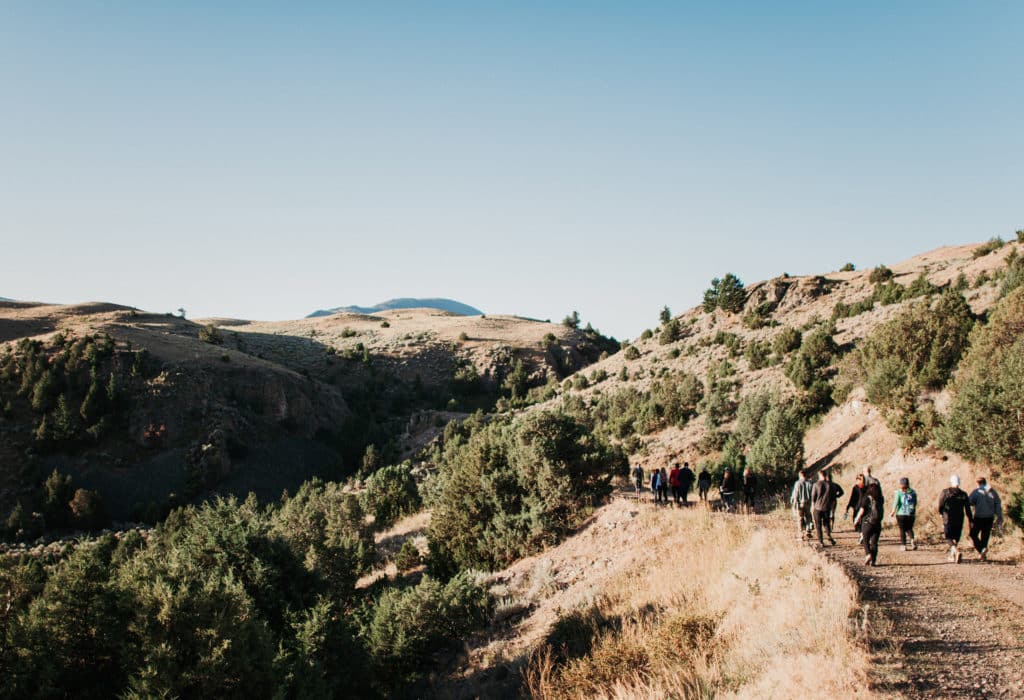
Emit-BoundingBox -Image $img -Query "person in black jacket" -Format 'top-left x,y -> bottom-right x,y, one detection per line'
854,481 -> 884,566
679,462 -> 696,506
811,471 -> 835,547
938,475 -> 973,564
844,474 -> 865,542
742,468 -> 758,513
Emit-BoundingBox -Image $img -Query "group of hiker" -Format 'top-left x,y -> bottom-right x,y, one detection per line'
791,464 -> 1005,567
631,462 -> 758,512
631,458 -> 1006,567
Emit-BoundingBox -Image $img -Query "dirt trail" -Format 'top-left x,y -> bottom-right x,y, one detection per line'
818,523 -> 1024,698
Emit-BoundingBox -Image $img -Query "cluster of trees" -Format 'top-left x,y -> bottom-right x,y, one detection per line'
702,274 -> 747,314
838,291 -> 974,446
0,334 -> 145,449
0,480 -> 489,697
4,470 -> 109,540
426,410 -> 626,573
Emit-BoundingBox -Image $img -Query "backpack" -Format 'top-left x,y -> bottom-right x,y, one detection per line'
902,490 -> 917,515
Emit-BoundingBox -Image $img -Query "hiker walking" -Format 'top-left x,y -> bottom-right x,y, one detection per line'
968,477 -> 1003,562
679,462 -> 695,506
742,468 -> 758,513
790,469 -> 813,540
697,467 -> 711,502
669,464 -> 682,505
658,467 -> 669,505
650,468 -> 661,504
720,468 -> 739,513
938,475 -> 973,564
632,463 -> 645,500
844,474 -> 865,543
890,477 -> 918,551
854,481 -> 884,566
811,470 -> 836,547
827,471 -> 844,531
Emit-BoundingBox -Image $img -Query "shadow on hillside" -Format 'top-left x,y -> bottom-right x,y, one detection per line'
807,425 -> 868,475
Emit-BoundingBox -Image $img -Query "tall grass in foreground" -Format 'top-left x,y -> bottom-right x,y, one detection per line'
525,507 -> 871,699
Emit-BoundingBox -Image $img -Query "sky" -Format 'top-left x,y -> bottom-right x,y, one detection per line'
1,2 -> 1022,340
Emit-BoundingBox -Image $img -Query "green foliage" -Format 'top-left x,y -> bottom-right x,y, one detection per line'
972,236 -> 1005,258
395,540 -> 421,572
939,287 -> 1024,466
703,273 -> 746,313
868,265 -> 894,284
1000,248 -> 1024,298
746,402 -> 806,484
743,340 -> 770,370
741,301 -> 777,329
772,326 -> 801,356
41,470 -> 75,530
841,291 -> 974,445
840,262 -> 855,272
659,306 -> 672,325
658,319 -> 682,345
365,572 -> 490,685
360,462 -> 421,529
639,328 -> 653,340
699,362 -> 737,428
198,324 -> 224,345
623,345 -> 640,361
502,359 -> 530,399
1017,229 -> 1024,243
427,411 -> 625,571
562,311 -> 581,329
784,326 -> 837,391
68,489 -> 109,530
734,392 -> 773,447
713,331 -> 742,357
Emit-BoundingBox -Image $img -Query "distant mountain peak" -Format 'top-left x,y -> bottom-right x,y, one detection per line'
307,297 -> 483,318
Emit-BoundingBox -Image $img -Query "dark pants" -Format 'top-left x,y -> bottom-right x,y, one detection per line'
970,516 -> 994,552
862,521 -> 881,564
944,518 -> 965,544
813,509 -> 833,544
658,486 -> 668,503
681,484 -> 691,505
671,486 -> 681,504
698,483 -> 709,500
896,515 -> 916,545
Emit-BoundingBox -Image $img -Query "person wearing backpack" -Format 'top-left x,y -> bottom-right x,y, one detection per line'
890,477 -> 918,551
650,468 -> 662,504
811,470 -> 836,547
854,481 -> 884,566
632,463 -> 645,500
669,464 -> 682,505
679,462 -> 695,506
697,467 -> 712,502
938,475 -> 973,564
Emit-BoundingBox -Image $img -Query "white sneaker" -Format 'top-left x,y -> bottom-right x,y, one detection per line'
901,545 -> 907,552
980,547 -> 987,561
954,546 -> 961,564
911,539 -> 917,551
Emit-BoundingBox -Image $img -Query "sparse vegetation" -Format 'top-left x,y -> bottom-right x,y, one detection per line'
972,236 -> 1005,258
868,264 -> 894,284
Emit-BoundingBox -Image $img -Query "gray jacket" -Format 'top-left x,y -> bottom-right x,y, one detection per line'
969,486 -> 1003,521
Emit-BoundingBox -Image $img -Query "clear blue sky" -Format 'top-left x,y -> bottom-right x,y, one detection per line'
2,2 -> 1021,339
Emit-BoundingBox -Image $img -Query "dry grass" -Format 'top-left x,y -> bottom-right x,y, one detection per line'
523,507 -> 874,699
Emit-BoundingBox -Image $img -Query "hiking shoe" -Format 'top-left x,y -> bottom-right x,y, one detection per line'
911,539 -> 917,551
946,547 -> 954,562
980,548 -> 988,561
954,547 -> 961,564
857,534 -> 863,545
828,537 -> 836,546
901,545 -> 907,552
864,554 -> 872,566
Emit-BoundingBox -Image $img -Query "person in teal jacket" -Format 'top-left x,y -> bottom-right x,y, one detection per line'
890,477 -> 918,550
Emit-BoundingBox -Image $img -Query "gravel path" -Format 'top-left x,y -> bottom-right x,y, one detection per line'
816,522 -> 1024,698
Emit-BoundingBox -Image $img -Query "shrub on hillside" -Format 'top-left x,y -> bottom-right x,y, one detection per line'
702,274 -> 746,314
840,290 -> 974,446
640,328 -> 653,341
198,324 -> 224,345
938,286 -> 1024,466
427,411 -> 625,572
972,237 -> 1005,258
772,326 -> 802,356
658,319 -> 682,345
360,462 -> 421,528
623,345 -> 640,361
746,402 -> 806,484
868,265 -> 894,284
840,262 -> 855,272
364,572 -> 490,684
784,326 -> 837,391
743,339 -> 771,370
